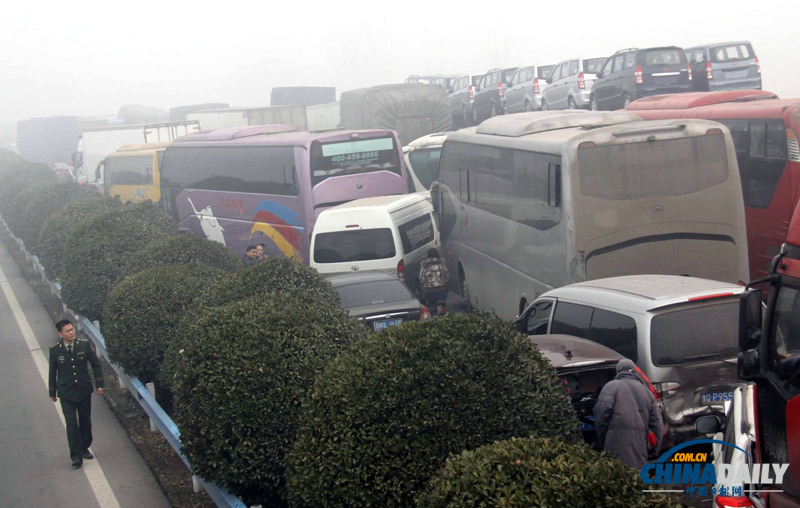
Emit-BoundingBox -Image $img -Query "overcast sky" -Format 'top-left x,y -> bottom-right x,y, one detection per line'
1,0 -> 797,140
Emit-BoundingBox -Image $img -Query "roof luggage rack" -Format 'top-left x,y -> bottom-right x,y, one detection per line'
475,111 -> 641,137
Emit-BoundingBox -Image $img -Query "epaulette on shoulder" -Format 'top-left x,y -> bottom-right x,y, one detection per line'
50,342 -> 59,349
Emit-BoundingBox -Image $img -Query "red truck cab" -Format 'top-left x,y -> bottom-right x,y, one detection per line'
736,204 -> 800,507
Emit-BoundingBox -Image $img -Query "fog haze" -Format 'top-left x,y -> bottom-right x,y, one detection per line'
1,0 -> 797,140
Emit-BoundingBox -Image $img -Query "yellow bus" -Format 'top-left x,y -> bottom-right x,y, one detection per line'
102,142 -> 168,203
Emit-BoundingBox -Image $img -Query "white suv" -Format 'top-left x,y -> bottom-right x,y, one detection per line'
514,274 -> 745,439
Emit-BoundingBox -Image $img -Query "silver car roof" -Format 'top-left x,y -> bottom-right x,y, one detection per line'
539,275 -> 744,314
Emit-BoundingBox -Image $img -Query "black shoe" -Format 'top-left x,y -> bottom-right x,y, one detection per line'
71,458 -> 83,469
82,451 -> 94,460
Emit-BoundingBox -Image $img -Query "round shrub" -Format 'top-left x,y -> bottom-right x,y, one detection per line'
7,181 -> 97,253
160,257 -> 338,394
37,196 -> 120,280
286,313 -> 580,507
103,263 -> 225,385
61,201 -> 176,321
122,233 -> 241,277
0,162 -> 56,218
192,255 -> 339,310
417,437 -> 682,508
172,291 -> 365,506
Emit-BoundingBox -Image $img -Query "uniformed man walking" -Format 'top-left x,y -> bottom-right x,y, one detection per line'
48,319 -> 104,469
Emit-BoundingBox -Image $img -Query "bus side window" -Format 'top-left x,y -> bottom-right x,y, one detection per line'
548,163 -> 561,207
750,123 -> 766,158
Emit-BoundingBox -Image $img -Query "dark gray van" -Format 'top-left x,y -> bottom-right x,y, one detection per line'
685,41 -> 761,92
590,46 -> 693,111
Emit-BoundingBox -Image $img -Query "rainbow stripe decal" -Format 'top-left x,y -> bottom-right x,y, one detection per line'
249,201 -> 304,262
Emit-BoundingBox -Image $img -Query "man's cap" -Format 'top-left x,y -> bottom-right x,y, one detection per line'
616,358 -> 636,373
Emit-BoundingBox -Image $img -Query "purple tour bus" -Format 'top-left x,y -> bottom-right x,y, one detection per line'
159,124 -> 410,263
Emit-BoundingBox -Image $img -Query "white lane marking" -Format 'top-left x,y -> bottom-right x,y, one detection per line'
0,262 -> 121,508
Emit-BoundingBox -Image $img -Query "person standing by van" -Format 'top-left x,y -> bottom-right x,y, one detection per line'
593,358 -> 662,469
419,248 -> 449,315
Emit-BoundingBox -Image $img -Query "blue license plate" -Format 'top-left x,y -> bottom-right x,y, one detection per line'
580,416 -> 595,431
373,318 -> 403,331
701,391 -> 734,404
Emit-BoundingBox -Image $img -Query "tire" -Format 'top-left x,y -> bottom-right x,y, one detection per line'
524,100 -> 532,112
459,268 -> 473,312
568,97 -> 577,110
590,95 -> 599,111
541,100 -> 549,111
622,94 -> 632,109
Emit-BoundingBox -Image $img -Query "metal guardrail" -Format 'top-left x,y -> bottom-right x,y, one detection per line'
0,218 -> 247,508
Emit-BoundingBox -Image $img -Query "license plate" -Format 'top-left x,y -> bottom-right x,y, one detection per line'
701,391 -> 734,404
580,416 -> 595,431
373,318 -> 403,331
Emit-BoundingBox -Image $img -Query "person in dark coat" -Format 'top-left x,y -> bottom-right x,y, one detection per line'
593,358 -> 662,469
49,319 -> 104,469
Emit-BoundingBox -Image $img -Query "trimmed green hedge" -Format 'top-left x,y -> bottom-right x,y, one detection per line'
37,196 -> 121,280
6,181 -> 97,253
192,255 -> 339,310
60,202 -> 176,321
103,263 -> 224,385
0,162 -> 56,218
122,233 -> 241,277
172,291 -> 365,505
286,313 -> 580,507
160,256 -> 338,394
418,437 -> 682,508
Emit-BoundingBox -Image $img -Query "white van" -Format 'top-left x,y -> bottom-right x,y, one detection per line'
311,194 -> 439,291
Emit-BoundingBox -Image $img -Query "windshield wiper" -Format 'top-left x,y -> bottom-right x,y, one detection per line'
682,352 -> 720,362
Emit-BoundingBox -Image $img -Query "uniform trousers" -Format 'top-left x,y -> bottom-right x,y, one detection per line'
60,396 -> 92,460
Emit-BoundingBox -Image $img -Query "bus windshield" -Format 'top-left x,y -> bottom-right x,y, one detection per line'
310,136 -> 400,186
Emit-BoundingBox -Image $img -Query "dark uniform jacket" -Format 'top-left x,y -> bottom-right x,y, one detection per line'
48,338 -> 104,402
593,371 -> 663,470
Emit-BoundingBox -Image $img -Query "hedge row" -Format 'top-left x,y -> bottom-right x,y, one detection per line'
0,151 -> 675,507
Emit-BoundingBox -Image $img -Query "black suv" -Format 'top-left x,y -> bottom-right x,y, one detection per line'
590,46 -> 692,111
471,67 -> 517,123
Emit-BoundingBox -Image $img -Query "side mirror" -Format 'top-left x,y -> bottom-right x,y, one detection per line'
545,78 -> 552,84
695,415 -> 723,434
739,289 -> 763,350
596,71 -> 604,79
738,349 -> 760,381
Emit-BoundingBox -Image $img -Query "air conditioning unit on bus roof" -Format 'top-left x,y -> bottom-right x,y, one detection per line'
475,111 -> 642,138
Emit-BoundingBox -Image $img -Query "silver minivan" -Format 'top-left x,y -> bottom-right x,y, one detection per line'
504,64 -> 557,112
541,57 -> 606,110
685,41 -> 761,92
514,274 -> 745,439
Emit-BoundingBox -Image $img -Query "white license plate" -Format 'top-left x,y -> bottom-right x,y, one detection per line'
701,391 -> 734,404
373,318 -> 403,331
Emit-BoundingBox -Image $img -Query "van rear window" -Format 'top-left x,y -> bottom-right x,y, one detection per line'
650,300 -> 739,366
711,44 -> 753,63
583,58 -> 606,74
578,133 -> 729,200
310,136 -> 401,186
641,49 -> 685,66
314,228 -> 396,263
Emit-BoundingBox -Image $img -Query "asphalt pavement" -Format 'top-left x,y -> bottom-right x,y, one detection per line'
0,237 -> 170,508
